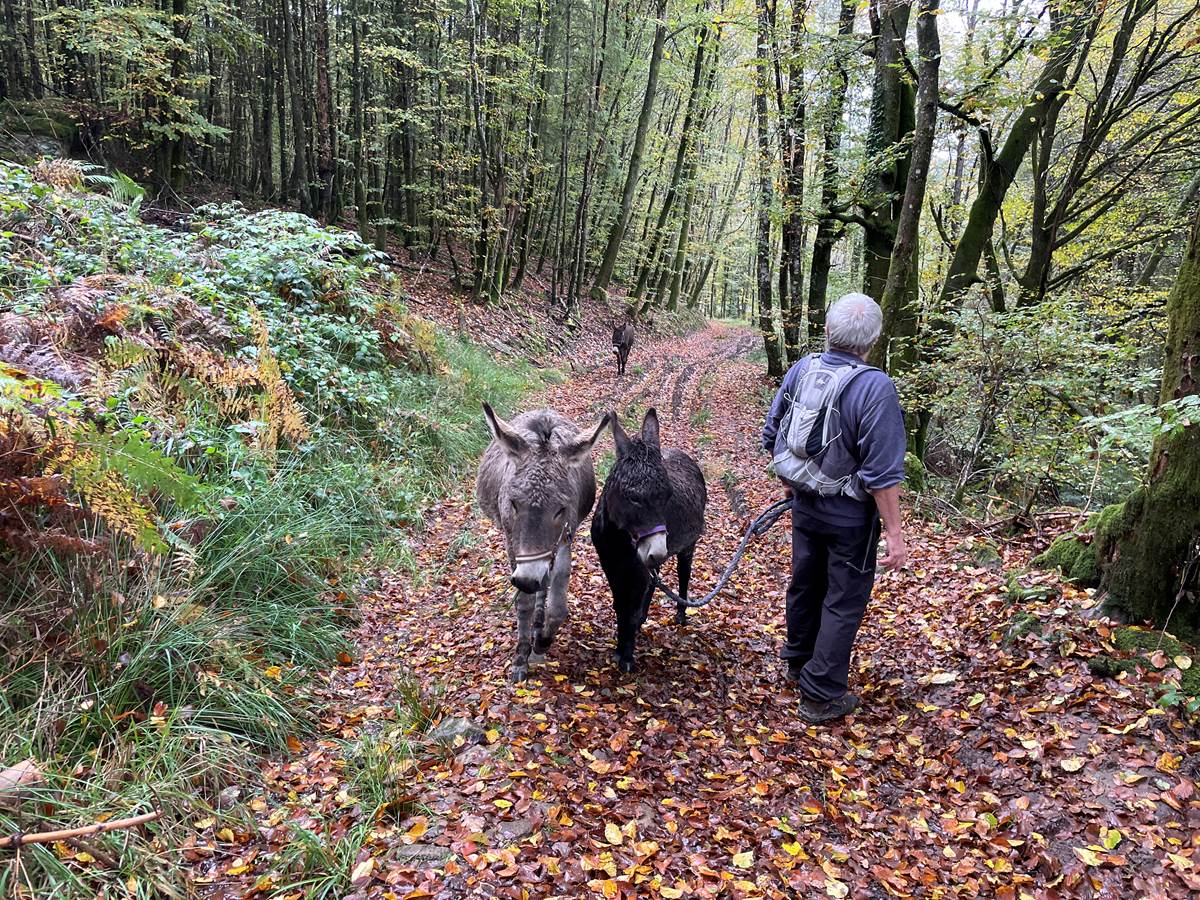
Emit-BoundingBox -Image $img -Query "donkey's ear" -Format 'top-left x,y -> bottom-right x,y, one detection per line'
610,410 -> 632,457
641,408 -> 661,449
483,402 -> 528,456
565,413 -> 610,461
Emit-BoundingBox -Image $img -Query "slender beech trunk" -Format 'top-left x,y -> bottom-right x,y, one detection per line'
629,18 -> 709,312
281,0 -> 311,211
870,0 -> 939,373
755,0 -> 783,378
592,0 -> 667,300
313,0 -> 335,221
807,0 -> 856,344
778,0 -> 807,362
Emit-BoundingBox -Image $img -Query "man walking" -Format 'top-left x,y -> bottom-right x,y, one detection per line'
762,293 -> 907,723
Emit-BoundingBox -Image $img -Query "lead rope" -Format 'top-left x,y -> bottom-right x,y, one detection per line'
649,497 -> 793,609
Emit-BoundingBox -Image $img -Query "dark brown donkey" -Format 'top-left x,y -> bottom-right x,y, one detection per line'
612,322 -> 634,377
590,408 -> 707,672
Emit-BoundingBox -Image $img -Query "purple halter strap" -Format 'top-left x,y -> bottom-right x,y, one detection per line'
630,524 -> 667,543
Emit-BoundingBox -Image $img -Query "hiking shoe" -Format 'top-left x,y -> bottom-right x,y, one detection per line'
798,692 -> 859,724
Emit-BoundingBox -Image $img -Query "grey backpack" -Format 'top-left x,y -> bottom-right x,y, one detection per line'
772,354 -> 876,499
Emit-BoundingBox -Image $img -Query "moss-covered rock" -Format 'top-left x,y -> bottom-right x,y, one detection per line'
1086,655 -> 1135,679
1032,532 -> 1100,586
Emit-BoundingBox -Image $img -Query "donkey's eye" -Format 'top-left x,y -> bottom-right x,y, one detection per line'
509,499 -> 519,514
555,507 -> 567,521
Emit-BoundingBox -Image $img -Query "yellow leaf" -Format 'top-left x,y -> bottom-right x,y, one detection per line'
782,840 -> 802,857
226,863 -> 251,876
216,827 -> 236,842
194,816 -> 216,829
604,822 -> 623,846
1175,654 -> 1192,670
493,798 -> 513,809
825,878 -> 849,898
485,729 -> 500,743
1102,829 -> 1122,850
404,818 -> 428,841
1059,757 -> 1085,772
73,852 -> 96,864
350,857 -> 375,884
1073,847 -> 1101,867
930,671 -> 958,685
1168,852 -> 1194,871
263,665 -> 282,681
732,850 -> 754,869
660,889 -> 684,899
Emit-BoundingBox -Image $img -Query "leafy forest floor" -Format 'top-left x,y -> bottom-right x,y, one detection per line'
192,324 -> 1199,899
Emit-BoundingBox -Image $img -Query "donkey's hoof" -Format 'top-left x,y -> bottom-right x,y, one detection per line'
675,607 -> 688,626
528,651 -> 546,665
618,658 -> 635,674
510,664 -> 529,683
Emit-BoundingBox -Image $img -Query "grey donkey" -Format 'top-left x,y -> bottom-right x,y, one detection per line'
476,403 -> 610,682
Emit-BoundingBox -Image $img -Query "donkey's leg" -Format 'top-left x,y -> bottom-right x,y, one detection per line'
675,547 -> 695,626
615,569 -> 652,673
511,590 -> 538,683
535,544 -> 572,655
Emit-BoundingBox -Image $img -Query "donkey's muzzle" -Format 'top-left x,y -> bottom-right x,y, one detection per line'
636,531 -> 669,569
512,557 -> 551,594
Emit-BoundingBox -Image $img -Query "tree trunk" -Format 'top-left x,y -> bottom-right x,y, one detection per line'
870,0 -> 939,373
629,19 -> 710,312
591,0 -> 667,300
312,0 -> 336,221
860,0 -> 912,302
807,0 -> 856,343
778,0 -> 807,362
281,0 -> 311,212
755,0 -> 783,378
1096,204 -> 1200,636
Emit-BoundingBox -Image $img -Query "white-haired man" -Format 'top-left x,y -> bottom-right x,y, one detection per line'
762,293 -> 907,723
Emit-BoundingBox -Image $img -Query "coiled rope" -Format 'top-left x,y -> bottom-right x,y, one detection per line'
650,497 -> 792,609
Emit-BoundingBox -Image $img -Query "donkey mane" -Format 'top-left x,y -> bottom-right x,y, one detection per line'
524,414 -> 557,450
609,438 -> 665,489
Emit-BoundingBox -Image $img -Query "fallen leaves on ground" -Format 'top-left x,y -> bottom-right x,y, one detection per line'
195,324 -> 1199,899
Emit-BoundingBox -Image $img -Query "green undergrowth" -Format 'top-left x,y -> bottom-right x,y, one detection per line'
0,161 -> 538,896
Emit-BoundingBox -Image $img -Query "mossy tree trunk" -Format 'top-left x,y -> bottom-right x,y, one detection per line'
1097,204 -> 1200,637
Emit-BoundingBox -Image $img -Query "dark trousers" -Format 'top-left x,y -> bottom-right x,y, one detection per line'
781,505 -> 879,703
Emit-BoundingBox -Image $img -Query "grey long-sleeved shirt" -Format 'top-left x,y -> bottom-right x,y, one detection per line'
762,349 -> 906,527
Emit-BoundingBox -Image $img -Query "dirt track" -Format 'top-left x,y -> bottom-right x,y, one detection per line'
203,323 -> 1199,899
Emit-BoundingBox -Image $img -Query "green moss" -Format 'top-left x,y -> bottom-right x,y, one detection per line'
1108,627 -> 1200,697
1113,626 -> 1183,656
1087,655 -> 1135,679
1033,531 -> 1100,586
1005,611 -> 1042,642
904,451 -> 927,491
1004,571 -> 1060,603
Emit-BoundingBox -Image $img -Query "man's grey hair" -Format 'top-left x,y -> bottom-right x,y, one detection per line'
825,292 -> 883,356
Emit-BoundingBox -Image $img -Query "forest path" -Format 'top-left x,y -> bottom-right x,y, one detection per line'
203,323 -> 1197,899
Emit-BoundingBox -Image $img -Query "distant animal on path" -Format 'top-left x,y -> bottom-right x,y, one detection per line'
612,322 -> 635,376
476,404 -> 609,682
591,408 -> 707,672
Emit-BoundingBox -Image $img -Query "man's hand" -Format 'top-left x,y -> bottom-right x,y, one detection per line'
780,480 -> 793,499
878,531 -> 907,571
